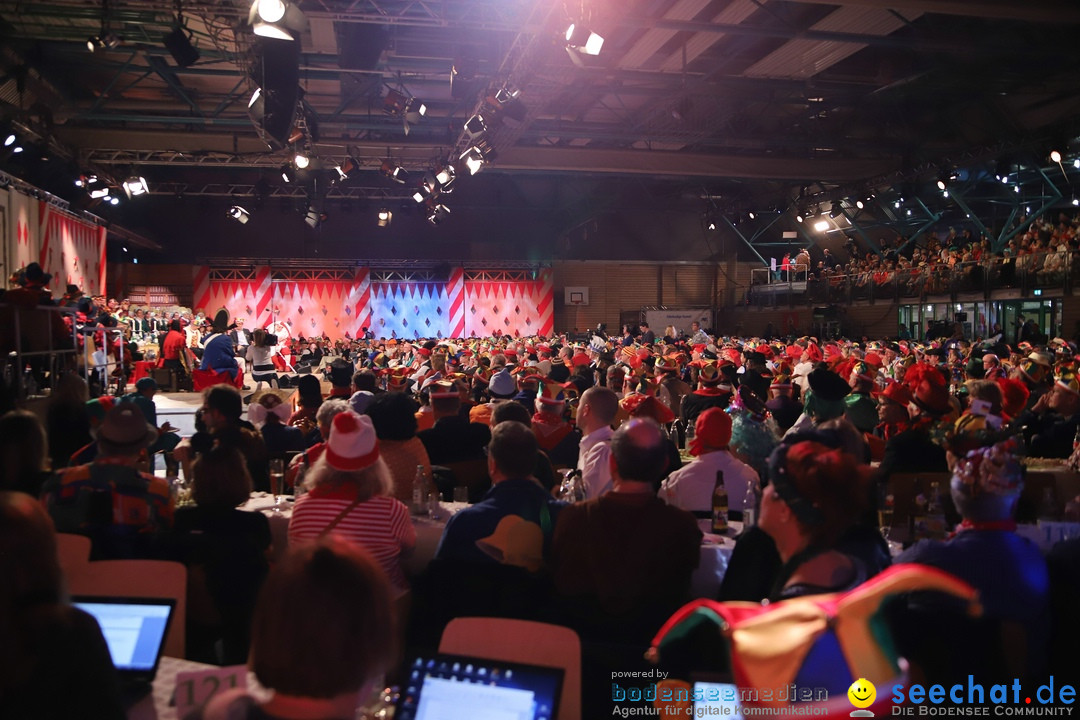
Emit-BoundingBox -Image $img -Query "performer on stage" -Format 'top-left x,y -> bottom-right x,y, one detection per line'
200,309 -> 240,380
266,318 -> 293,372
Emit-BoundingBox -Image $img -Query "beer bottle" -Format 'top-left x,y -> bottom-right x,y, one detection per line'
712,471 -> 728,533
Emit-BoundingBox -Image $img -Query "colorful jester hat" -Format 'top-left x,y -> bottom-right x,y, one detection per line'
647,564 -> 979,719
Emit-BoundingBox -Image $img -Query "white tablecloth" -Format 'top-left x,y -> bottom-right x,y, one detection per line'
690,520 -> 741,599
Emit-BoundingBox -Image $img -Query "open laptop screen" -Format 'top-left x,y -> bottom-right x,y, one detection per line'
72,597 -> 174,676
395,652 -> 563,720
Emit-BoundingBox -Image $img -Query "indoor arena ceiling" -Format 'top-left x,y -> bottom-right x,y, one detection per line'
1,0 -> 1080,250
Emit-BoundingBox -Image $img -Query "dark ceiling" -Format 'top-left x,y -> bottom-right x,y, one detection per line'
2,0 -> 1080,264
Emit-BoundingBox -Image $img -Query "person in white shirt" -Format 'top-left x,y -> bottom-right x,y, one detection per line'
576,385 -> 619,499
660,407 -> 759,516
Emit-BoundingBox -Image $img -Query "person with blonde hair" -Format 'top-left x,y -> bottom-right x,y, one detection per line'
288,411 -> 415,594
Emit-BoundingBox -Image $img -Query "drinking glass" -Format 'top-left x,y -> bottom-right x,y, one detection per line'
453,486 -> 468,504
269,458 -> 285,512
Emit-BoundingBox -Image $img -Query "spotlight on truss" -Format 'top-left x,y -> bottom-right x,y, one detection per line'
123,176 -> 149,197
228,205 -> 251,224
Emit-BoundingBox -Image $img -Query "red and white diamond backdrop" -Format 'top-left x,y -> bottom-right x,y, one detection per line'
193,266 -> 273,328
270,279 -> 358,340
38,203 -> 107,297
192,266 -> 553,340
463,269 -> 554,338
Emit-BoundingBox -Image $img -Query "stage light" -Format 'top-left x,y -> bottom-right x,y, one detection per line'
435,164 -> 456,193
254,0 -> 286,23
459,147 -> 485,175
829,200 -> 843,218
1072,197 -> 1079,206
280,163 -> 295,183
427,204 -> 450,226
495,83 -> 521,104
294,153 -> 310,169
377,208 -> 392,227
381,160 -> 408,184
87,177 -> 110,199
795,208 -> 805,223
109,196 -> 120,205
813,219 -> 829,232
565,23 -> 604,55
707,220 -> 717,231
11,144 -> 23,153
1050,149 -> 1063,164
123,176 -> 149,197
404,97 -> 427,123
463,114 -> 487,139
3,133 -> 14,147
412,190 -> 425,203
855,198 -> 865,209
248,0 -> 307,41
304,207 -> 326,228
1075,158 -> 1080,169
747,210 -> 756,220
334,156 -> 358,181
87,32 -> 120,52
228,205 -> 251,224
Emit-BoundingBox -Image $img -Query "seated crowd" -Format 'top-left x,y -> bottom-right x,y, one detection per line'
754,211 -> 1080,305
3,321 -> 1080,717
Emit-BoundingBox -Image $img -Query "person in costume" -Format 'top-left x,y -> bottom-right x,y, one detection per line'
200,309 -> 240,381
897,440 -> 1049,679
1016,361 -> 1080,458
679,362 -> 732,431
530,378 -> 580,468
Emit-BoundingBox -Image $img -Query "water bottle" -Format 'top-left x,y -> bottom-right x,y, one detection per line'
412,464 -> 427,515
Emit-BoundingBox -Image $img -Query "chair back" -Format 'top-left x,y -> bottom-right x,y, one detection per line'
439,617 -> 581,720
67,559 -> 187,659
55,532 -> 92,579
440,458 -> 491,503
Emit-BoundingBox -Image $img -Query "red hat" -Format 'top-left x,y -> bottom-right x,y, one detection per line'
875,380 -> 913,407
805,342 -> 823,363
571,352 -> 591,367
620,394 -> 675,424
997,377 -> 1030,418
325,411 -> 380,471
689,408 -> 732,456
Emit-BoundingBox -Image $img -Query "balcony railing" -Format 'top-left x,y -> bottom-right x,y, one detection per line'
741,250 -> 1079,308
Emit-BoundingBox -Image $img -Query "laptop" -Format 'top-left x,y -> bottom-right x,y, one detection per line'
693,678 -> 745,719
72,596 -> 176,701
395,652 -> 563,720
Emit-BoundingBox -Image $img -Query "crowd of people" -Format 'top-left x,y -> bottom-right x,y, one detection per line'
753,212 -> 1080,305
6,271 -> 1080,714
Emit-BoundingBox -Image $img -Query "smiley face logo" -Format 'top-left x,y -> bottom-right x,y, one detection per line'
847,677 -> 876,711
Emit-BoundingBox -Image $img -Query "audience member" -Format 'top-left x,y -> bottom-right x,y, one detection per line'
195,537 -> 396,720
575,385 -> 618,499
0,409 -> 52,496
0,491 -> 125,719
364,391 -> 431,505
288,411 -> 416,595
41,404 -> 173,559
168,447 -> 271,665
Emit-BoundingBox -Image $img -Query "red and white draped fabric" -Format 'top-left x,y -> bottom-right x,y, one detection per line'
5,189 -> 40,277
194,266 -> 555,341
463,269 -> 554,337
37,203 -> 107,297
193,266 -> 272,329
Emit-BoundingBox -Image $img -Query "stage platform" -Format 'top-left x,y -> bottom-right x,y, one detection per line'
154,392 -> 204,438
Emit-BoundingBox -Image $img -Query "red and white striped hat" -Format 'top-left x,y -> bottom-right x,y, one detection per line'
325,411 -> 380,471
